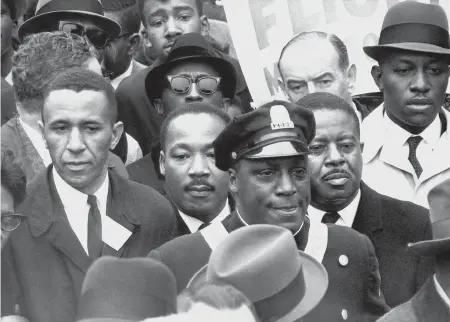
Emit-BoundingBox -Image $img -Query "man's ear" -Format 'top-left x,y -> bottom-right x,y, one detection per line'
38,121 -> 48,149
200,15 -> 210,37
371,65 -> 383,91
159,150 -> 166,176
347,64 -> 357,95
222,97 -> 231,110
229,167 -> 238,195
128,33 -> 141,56
153,98 -> 164,116
110,121 -> 125,150
141,28 -> 152,47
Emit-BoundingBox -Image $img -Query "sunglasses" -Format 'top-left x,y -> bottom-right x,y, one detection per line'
1,214 -> 26,232
167,75 -> 222,95
58,21 -> 110,49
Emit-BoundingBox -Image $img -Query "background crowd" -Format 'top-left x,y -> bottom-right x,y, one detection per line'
1,0 -> 450,321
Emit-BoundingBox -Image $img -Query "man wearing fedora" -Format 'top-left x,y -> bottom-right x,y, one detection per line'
149,100 -> 390,322
115,0 -> 251,157
3,68 -> 176,322
187,224 -> 329,322
126,32 -> 237,192
361,1 -> 450,209
377,178 -> 450,322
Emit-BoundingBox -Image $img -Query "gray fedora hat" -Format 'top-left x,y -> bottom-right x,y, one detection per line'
408,178 -> 450,256
187,224 -> 328,322
364,2 -> 450,61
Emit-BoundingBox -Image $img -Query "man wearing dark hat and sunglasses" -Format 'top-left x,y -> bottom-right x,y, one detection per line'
18,0 -> 121,72
361,1 -> 450,209
149,100 -> 390,322
377,178 -> 450,322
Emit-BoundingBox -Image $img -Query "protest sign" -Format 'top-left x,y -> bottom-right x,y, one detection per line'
222,0 -> 450,105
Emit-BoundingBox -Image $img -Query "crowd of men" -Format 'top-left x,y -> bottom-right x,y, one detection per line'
1,0 -> 450,321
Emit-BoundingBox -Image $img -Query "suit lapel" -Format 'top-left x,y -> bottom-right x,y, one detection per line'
352,182 -> 384,237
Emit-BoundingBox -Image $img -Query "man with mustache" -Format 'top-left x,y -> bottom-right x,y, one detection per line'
158,103 -> 232,236
149,100 -> 390,322
361,2 -> 450,208
299,92 -> 434,307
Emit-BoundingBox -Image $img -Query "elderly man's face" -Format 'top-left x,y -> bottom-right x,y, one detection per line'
40,90 -> 123,194
160,113 -> 229,220
279,37 -> 355,104
142,0 -> 208,58
230,156 -> 310,234
308,109 -> 363,212
372,51 -> 449,133
156,61 -> 229,115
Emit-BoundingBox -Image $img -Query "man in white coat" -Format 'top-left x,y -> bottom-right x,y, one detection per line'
361,1 -> 450,208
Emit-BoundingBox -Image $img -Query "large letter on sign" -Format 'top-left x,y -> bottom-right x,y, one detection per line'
249,0 -> 277,50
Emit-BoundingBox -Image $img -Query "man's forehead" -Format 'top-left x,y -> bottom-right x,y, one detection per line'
44,89 -> 109,116
167,113 -> 224,137
146,0 -> 198,14
283,37 -> 338,63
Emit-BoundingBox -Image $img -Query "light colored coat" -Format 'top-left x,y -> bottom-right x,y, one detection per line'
361,106 -> 450,208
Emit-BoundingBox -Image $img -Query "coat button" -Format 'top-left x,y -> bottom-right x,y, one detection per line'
339,255 -> 349,267
231,152 -> 237,159
342,309 -> 348,320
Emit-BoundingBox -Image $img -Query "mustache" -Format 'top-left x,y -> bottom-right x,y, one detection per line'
407,97 -> 433,105
185,179 -> 214,191
322,169 -> 351,180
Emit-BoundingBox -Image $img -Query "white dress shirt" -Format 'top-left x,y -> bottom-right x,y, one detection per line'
434,274 -> 450,309
19,117 -> 53,167
308,190 -> 361,227
110,62 -> 133,90
53,168 -> 109,255
178,200 -> 231,233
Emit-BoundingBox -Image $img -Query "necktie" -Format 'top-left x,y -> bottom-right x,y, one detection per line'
87,195 -> 102,258
407,136 -> 423,178
321,211 -> 340,224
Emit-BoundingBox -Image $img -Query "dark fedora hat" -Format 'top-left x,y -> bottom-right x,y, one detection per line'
363,2 -> 450,61
18,0 -> 121,41
76,256 -> 177,322
408,178 -> 450,256
188,225 -> 328,322
145,33 -> 237,102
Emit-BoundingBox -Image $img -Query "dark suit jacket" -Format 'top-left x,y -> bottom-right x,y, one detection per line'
377,278 -> 450,322
149,212 -> 389,322
353,183 -> 435,307
1,78 -> 17,125
127,152 -> 164,194
3,166 -> 176,322
115,54 -> 252,155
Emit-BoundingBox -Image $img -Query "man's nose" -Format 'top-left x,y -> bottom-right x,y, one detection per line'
165,17 -> 181,38
325,143 -> 345,167
188,155 -> 210,177
67,128 -> 86,153
276,171 -> 296,196
410,70 -> 431,93
185,83 -> 203,102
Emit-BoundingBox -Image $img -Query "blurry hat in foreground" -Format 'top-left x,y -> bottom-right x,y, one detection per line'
408,178 -> 450,256
188,224 -> 328,322
213,100 -> 315,171
76,256 -> 177,322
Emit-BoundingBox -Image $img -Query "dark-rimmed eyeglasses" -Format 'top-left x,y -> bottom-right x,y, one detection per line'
58,21 -> 110,49
1,214 -> 26,232
166,75 -> 222,95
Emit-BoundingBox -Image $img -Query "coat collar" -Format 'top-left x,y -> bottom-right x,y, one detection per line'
352,181 -> 384,234
23,166 -> 141,238
412,277 -> 450,321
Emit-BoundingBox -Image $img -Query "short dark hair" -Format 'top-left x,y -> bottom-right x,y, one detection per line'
139,0 -> 203,27
12,31 -> 96,112
296,92 -> 360,137
42,68 -> 118,123
1,150 -> 27,207
278,31 -> 350,76
177,281 -> 257,318
103,0 -> 141,34
159,102 -> 231,150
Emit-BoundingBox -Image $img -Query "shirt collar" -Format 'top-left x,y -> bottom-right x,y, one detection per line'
5,70 -> 13,85
178,200 -> 231,233
434,274 -> 450,309
308,189 -> 361,227
52,167 -> 109,213
235,207 -> 304,236
110,61 -> 134,90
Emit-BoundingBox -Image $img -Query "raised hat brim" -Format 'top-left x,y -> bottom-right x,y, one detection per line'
18,11 -> 121,42
187,251 -> 328,321
408,237 -> 450,256
363,43 -> 450,61
145,55 -> 237,101
242,139 -> 310,160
